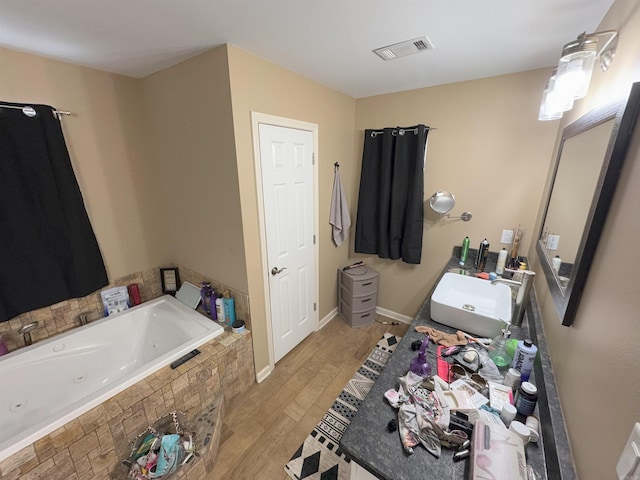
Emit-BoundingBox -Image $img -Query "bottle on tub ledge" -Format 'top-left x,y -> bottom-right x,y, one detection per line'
223,290 -> 237,327
200,281 -> 215,317
215,293 -> 225,324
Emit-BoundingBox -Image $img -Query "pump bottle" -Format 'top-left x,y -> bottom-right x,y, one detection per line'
489,327 -> 513,369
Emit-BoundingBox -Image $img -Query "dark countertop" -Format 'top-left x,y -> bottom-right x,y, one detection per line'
340,249 -> 576,480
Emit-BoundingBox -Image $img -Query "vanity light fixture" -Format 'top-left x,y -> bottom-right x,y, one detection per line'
538,30 -> 618,121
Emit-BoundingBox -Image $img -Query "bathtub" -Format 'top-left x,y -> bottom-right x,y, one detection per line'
0,295 -> 224,463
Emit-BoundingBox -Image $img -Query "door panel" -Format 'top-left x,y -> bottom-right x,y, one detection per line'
259,123 -> 316,362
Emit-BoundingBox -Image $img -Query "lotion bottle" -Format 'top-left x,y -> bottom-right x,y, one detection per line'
496,248 -> 508,275
215,294 -> 225,323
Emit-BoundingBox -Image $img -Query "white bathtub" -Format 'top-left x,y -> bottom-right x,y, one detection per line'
0,295 -> 224,463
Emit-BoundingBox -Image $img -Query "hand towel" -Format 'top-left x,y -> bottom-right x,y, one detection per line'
329,170 -> 351,246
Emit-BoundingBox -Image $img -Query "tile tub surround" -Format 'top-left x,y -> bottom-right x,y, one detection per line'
340,249 -> 576,480
0,265 -> 250,351
0,330 -> 254,480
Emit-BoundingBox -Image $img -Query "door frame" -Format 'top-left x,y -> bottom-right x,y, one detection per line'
251,112 -> 319,379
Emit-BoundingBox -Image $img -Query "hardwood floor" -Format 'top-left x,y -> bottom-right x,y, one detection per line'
208,315 -> 409,480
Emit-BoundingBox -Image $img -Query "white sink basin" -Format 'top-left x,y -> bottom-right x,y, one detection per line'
430,272 -> 512,338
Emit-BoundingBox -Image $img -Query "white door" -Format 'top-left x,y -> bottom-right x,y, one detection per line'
258,123 -> 317,363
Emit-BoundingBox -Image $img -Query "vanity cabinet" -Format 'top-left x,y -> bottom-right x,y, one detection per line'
338,266 -> 378,327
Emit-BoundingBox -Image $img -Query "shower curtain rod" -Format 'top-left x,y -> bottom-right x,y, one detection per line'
369,126 -> 437,138
0,103 -> 72,119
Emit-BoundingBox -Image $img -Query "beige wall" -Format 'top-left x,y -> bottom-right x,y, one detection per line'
226,45 -> 357,375
0,47 -> 171,280
353,70 -> 560,315
529,2 -> 640,479
140,46 -> 248,292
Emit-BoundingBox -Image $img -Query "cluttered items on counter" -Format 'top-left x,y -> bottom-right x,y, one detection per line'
384,327 -> 541,477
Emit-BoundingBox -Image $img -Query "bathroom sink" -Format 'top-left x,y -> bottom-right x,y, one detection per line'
430,272 -> 512,338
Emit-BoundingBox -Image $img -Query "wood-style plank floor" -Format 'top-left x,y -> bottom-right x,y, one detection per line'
208,315 -> 409,480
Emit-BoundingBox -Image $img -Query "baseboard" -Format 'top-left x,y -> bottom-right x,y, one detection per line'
318,307 -> 338,330
375,306 -> 413,324
255,364 -> 273,384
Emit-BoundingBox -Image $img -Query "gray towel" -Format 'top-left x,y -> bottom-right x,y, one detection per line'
329,170 -> 351,246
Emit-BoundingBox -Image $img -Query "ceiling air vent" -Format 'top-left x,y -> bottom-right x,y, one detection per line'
373,36 -> 435,61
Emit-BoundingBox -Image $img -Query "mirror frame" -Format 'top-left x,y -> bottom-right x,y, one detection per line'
537,81 -> 640,326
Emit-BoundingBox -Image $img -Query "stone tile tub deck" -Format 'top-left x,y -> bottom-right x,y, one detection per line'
0,327 -> 254,480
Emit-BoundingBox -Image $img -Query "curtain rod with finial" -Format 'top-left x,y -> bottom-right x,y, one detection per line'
0,103 -> 72,119
369,126 -> 437,138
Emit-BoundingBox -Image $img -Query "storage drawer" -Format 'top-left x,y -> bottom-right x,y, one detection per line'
340,268 -> 378,294
340,286 -> 377,312
339,300 -> 376,328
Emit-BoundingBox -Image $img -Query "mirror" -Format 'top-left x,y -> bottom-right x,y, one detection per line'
429,190 -> 473,221
429,190 -> 456,214
536,81 -> 640,326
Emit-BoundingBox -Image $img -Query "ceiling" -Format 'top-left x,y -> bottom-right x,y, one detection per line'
0,0 -> 614,98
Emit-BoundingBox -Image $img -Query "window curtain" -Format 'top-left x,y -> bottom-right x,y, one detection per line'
355,125 -> 429,264
0,103 -> 108,322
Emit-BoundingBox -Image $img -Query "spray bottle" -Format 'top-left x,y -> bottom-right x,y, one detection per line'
460,236 -> 470,266
475,238 -> 490,271
409,337 -> 432,378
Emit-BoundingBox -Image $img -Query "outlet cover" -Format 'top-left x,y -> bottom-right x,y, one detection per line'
617,423 -> 640,479
500,229 -> 514,244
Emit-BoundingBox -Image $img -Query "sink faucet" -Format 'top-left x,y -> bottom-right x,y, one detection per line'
492,268 -> 536,327
18,321 -> 39,346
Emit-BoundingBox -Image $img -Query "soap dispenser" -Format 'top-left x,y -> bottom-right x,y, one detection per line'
489,326 -> 513,369
409,337 -> 432,378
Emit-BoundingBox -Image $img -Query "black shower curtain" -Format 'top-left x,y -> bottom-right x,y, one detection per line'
355,125 -> 429,264
0,103 -> 108,322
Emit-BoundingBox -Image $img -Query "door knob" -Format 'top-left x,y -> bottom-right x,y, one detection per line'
271,266 -> 287,276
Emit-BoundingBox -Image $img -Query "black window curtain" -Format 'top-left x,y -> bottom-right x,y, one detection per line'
0,103 -> 108,322
355,125 -> 429,264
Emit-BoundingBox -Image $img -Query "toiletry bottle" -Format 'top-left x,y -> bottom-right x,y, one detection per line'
223,290 -> 237,326
215,294 -> 225,323
209,288 -> 218,320
475,238 -> 490,271
489,327 -> 513,369
409,337 -> 432,378
459,236 -> 470,266
200,282 -> 213,314
496,248 -> 508,275
511,339 -> 538,382
552,255 -> 562,274
514,382 -> 538,416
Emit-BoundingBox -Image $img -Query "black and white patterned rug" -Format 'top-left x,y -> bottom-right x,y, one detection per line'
284,333 -> 401,480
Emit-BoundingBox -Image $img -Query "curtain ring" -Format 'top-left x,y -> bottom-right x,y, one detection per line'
392,129 -> 398,136
398,129 -> 405,136
370,131 -> 377,138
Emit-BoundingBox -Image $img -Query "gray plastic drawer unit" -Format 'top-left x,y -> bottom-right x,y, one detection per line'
338,266 -> 378,327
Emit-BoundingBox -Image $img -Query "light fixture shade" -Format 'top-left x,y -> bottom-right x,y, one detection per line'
555,35 -> 598,100
538,71 -> 574,121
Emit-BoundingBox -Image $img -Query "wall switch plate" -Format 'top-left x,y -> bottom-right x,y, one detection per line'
546,234 -> 560,250
500,229 -> 514,244
617,423 -> 640,479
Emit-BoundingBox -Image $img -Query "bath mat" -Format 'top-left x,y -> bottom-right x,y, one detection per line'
284,332 -> 401,480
